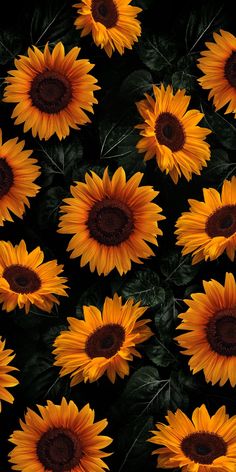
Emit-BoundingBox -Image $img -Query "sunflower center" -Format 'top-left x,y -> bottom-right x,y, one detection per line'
3,264 -> 41,294
0,158 -> 14,198
91,0 -> 118,28
30,70 -> 72,114
205,205 -> 236,238
37,428 -> 82,471
181,432 -> 227,464
85,323 -> 125,358
225,51 -> 236,88
155,112 -> 185,152
206,308 -> 236,356
87,198 -> 134,246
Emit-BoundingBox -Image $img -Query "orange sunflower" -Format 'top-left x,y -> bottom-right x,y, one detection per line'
58,167 -> 165,276
0,240 -> 68,314
176,273 -> 236,387
0,338 -> 18,412
73,0 -> 142,57
53,293 -> 153,384
9,397 -> 112,472
0,129 -> 40,226
149,404 -> 236,471
198,30 -> 236,117
136,84 -> 211,184
3,42 -> 100,140
175,176 -> 236,264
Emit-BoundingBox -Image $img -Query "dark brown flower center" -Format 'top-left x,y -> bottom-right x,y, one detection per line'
0,158 -> 14,198
181,432 -> 227,464
205,205 -> 236,238
3,264 -> 41,294
30,70 -> 72,114
206,308 -> 236,356
37,428 -> 82,471
155,112 -> 185,152
87,198 -> 134,246
91,0 -> 118,28
85,323 -> 125,358
225,51 -> 236,88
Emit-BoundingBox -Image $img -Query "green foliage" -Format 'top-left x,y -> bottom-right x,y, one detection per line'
137,32 -> 178,73
160,250 -> 199,286
119,269 -> 165,307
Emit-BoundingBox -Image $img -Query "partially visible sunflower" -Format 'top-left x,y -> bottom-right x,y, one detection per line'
198,30 -> 236,117
0,240 -> 68,314
175,176 -> 236,264
176,273 -> 236,387
136,84 -> 211,184
9,397 -> 112,472
148,404 -> 236,471
73,0 -> 142,57
3,42 -> 100,140
0,129 -> 40,226
0,338 -> 18,412
53,293 -> 153,384
58,167 -> 165,276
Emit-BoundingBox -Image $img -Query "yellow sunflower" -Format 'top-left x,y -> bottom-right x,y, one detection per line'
175,176 -> 236,264
0,129 -> 40,226
58,167 -> 165,276
0,338 -> 18,412
3,42 -> 100,140
198,30 -> 236,117
148,404 -> 236,471
175,273 -> 236,387
0,240 -> 68,314
73,0 -> 142,57
53,293 -> 153,384
9,397 -> 112,472
136,84 -> 211,184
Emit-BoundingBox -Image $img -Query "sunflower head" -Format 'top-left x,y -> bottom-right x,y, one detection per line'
3,42 -> 100,140
0,129 -> 40,226
198,29 -> 236,117
53,293 -> 153,384
136,84 -> 211,184
0,240 -> 68,314
0,338 -> 18,412
73,0 -> 142,57
175,176 -> 236,263
58,166 -> 165,276
176,272 -> 236,387
149,404 -> 236,471
9,397 -> 112,472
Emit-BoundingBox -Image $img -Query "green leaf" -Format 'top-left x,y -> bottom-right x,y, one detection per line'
137,32 -> 178,72
120,269 -> 165,307
30,1 -> 72,45
37,186 -> 67,230
185,3 -> 224,53
202,148 -> 235,183
144,338 -> 176,368
119,69 -> 153,102
76,281 -> 106,319
171,55 -> 198,92
160,250 -> 199,286
100,120 -> 139,160
154,291 -> 178,343
201,104 -> 236,150
0,30 -> 23,65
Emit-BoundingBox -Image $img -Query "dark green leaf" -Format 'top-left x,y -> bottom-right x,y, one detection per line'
201,104 -> 236,150
0,30 -> 23,65
37,186 -> 67,229
137,32 -> 178,72
76,281 -> 105,319
119,69 -> 153,102
155,291 -> 178,342
120,269 -> 165,307
144,338 -> 176,367
160,250 -> 199,286
202,148 -> 235,183
30,1 -> 72,45
132,0 -> 156,9
185,3 -> 225,53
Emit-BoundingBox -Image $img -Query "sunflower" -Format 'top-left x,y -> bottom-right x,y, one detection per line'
136,84 -> 211,184
3,42 -> 100,140
53,293 -> 153,384
198,29 -> 236,118
148,404 -> 236,471
0,129 -> 40,226
0,338 -> 18,412
175,176 -> 236,264
0,240 -> 68,314
9,396 -> 112,472
58,167 -> 165,276
175,273 -> 236,387
73,0 -> 142,57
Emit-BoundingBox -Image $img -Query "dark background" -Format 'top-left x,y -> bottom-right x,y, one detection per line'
0,0 -> 236,470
